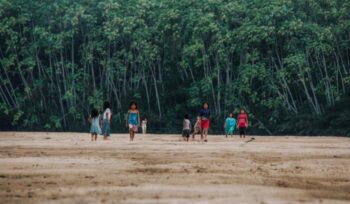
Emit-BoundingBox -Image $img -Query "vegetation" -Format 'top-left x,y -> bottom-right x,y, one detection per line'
0,0 -> 349,136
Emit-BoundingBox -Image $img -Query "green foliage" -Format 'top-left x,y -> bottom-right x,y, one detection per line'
0,0 -> 349,136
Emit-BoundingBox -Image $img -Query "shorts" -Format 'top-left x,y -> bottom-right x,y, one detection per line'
129,124 -> 138,132
182,129 -> 190,137
201,120 -> 210,129
102,119 -> 110,136
239,127 -> 246,135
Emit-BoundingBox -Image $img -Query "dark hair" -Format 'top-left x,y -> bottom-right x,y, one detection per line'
142,116 -> 147,120
91,108 -> 99,118
240,108 -> 245,113
202,102 -> 209,109
129,101 -> 138,109
228,112 -> 233,117
184,114 -> 189,119
103,101 -> 110,111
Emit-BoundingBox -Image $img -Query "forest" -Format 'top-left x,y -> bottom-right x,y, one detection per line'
0,0 -> 349,136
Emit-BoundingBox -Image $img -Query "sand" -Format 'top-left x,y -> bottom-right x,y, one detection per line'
0,132 -> 349,204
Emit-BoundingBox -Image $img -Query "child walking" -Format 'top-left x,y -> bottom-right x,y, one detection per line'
224,112 -> 236,138
192,116 -> 201,141
182,114 -> 191,142
89,108 -> 101,141
126,101 -> 140,141
237,108 -> 248,138
142,117 -> 148,135
102,101 -> 112,140
199,102 -> 210,142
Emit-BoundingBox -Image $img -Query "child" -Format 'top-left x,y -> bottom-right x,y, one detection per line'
237,108 -> 248,138
182,114 -> 191,142
224,112 -> 236,138
142,117 -> 148,135
102,101 -> 112,140
192,116 -> 201,141
89,108 -> 101,141
126,101 -> 140,141
199,102 -> 210,142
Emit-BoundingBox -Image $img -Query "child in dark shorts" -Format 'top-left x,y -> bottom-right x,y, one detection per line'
182,114 -> 191,142
237,108 -> 248,138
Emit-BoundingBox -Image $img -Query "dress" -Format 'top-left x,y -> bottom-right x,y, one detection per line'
90,115 -> 101,134
225,117 -> 236,134
128,111 -> 139,132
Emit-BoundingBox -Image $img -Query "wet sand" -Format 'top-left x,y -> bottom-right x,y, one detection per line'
0,132 -> 349,204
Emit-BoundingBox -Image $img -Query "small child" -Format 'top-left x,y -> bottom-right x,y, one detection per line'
182,114 -> 191,142
89,108 -> 101,141
192,116 -> 201,140
224,112 -> 236,138
199,102 -> 210,142
142,117 -> 148,135
237,108 -> 248,138
102,101 -> 112,140
126,101 -> 140,141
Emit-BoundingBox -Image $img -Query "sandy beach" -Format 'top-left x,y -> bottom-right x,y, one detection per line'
0,132 -> 349,204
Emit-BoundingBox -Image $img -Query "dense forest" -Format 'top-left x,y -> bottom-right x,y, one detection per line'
0,0 -> 349,136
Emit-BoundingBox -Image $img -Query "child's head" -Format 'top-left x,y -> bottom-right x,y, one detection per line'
202,102 -> 209,109
228,112 -> 233,118
196,116 -> 201,121
143,116 -> 147,121
91,108 -> 99,118
184,114 -> 189,119
240,108 -> 245,114
103,101 -> 110,111
129,101 -> 137,110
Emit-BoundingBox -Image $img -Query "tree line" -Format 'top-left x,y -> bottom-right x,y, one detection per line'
0,0 -> 349,136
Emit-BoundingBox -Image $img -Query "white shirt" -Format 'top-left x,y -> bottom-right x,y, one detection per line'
103,108 -> 112,120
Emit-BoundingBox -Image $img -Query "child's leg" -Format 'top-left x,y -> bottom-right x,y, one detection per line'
129,129 -> 133,141
95,133 -> 98,141
91,133 -> 94,141
203,128 -> 208,141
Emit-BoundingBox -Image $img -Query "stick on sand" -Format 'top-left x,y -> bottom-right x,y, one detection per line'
245,137 -> 255,143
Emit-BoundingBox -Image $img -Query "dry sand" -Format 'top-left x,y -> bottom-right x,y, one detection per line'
0,132 -> 349,204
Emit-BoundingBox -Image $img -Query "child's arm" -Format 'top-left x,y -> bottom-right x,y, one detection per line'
223,121 -> 226,129
99,116 -> 102,127
88,115 -> 92,123
246,115 -> 249,127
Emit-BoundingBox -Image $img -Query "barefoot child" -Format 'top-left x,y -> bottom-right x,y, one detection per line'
182,114 -> 191,142
102,101 -> 112,140
142,117 -> 147,135
89,108 -> 101,141
192,116 -> 201,140
126,101 -> 140,141
199,102 -> 210,142
224,112 -> 236,138
237,108 -> 248,138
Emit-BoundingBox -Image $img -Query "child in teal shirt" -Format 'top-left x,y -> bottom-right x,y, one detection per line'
224,112 -> 236,138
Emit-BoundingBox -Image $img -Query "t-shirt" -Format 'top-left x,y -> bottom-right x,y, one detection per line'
237,113 -> 248,128
225,117 -> 236,128
199,109 -> 210,120
103,108 -> 112,120
183,119 -> 191,130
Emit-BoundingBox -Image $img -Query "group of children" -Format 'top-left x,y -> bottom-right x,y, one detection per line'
89,101 -> 147,141
182,102 -> 249,142
89,101 -> 248,142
